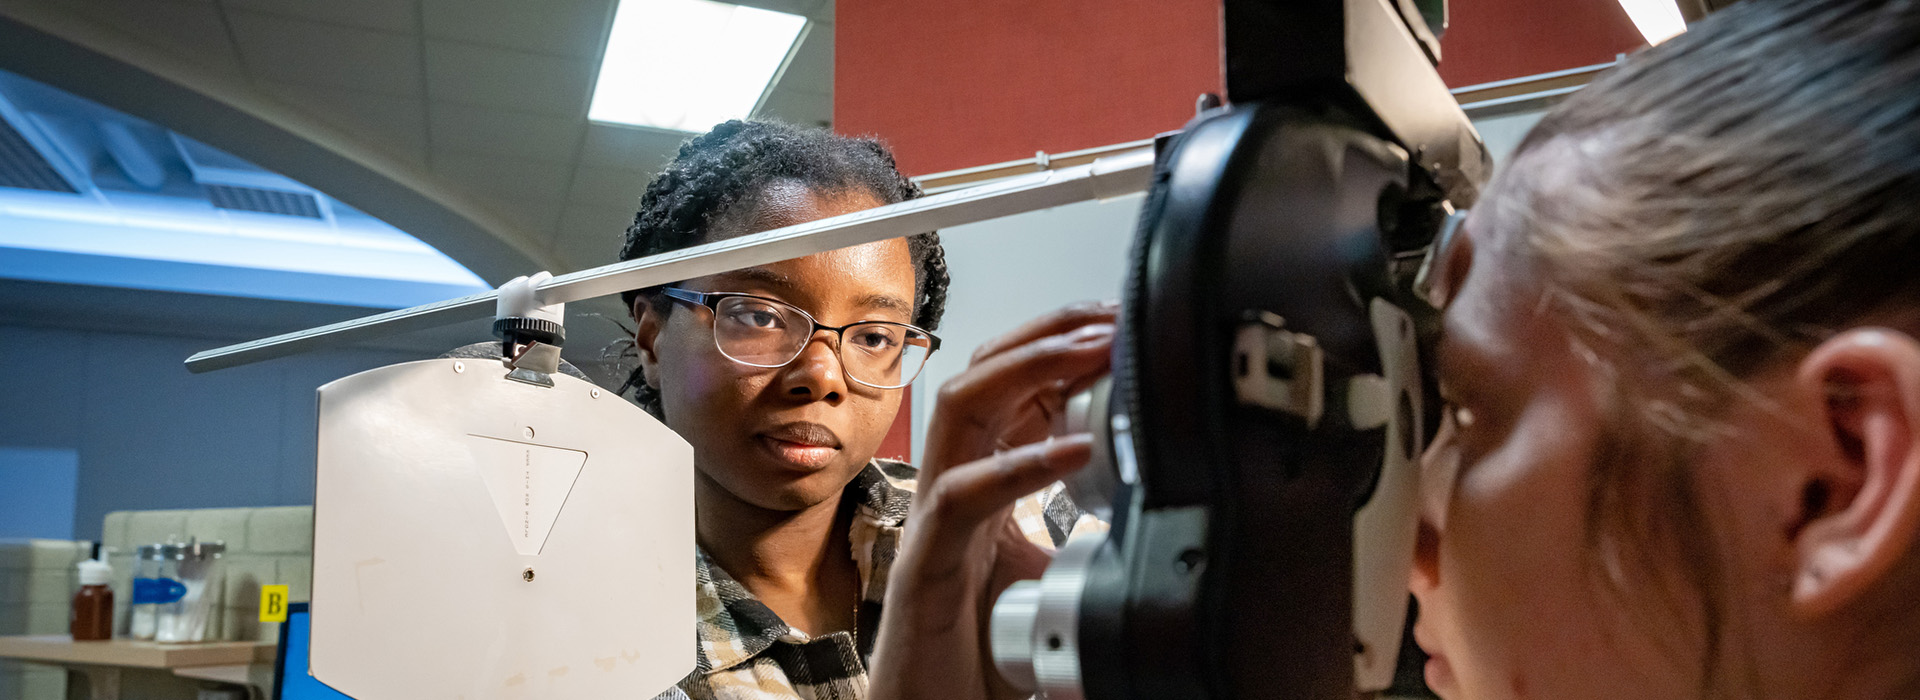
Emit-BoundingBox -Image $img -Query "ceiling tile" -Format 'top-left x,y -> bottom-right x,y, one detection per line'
221,0 -> 418,34
264,83 -> 429,168
227,10 -> 422,96
578,123 -> 684,171
421,0 -> 613,60
553,203 -> 641,270
773,23 -> 833,97
566,165 -> 652,209
734,0 -> 824,20
478,196 -> 565,245
66,0 -> 245,79
756,88 -> 830,129
431,150 -> 572,202
428,107 -> 584,162
425,41 -> 594,117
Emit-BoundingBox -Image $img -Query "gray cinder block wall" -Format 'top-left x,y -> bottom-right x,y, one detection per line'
0,539 -> 88,700
0,507 -> 314,700
99,506 -> 315,642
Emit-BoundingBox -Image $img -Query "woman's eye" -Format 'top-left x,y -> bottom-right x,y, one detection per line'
854,328 -> 899,350
728,306 -> 785,329
1452,404 -> 1475,430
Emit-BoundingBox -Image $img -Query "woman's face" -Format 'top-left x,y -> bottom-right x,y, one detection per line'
1406,169 -> 1920,698
637,183 -> 916,513
1408,215 -> 1709,699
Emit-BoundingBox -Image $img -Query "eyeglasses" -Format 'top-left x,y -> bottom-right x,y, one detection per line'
660,287 -> 941,390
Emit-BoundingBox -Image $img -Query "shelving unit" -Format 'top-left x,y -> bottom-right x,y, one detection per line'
0,636 -> 274,700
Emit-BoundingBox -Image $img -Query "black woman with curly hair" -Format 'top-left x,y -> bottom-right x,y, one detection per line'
621,120 -> 1110,700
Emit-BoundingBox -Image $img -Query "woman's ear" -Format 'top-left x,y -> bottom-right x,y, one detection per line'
1788,328 -> 1920,618
632,296 -> 665,390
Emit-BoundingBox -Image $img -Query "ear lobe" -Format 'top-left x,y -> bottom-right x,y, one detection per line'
1789,328 -> 1920,618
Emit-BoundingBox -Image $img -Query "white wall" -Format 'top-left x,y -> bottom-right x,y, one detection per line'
909,193 -> 1145,462
1471,107 -> 1547,170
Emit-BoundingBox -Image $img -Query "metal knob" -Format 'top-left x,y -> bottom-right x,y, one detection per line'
990,580 -> 1043,692
987,533 -> 1106,700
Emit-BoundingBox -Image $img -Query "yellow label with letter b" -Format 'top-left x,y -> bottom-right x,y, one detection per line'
260,585 -> 290,622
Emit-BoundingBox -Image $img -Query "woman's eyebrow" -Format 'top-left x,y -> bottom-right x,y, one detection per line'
857,293 -> 914,318
717,268 -> 911,319
718,267 -> 797,290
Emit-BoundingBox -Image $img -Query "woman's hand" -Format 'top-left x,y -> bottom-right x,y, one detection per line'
868,302 -> 1118,700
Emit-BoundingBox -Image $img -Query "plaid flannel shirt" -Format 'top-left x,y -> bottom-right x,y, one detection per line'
657,459 -> 1092,700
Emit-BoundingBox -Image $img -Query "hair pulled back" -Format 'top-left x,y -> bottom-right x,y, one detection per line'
1483,0 -> 1920,687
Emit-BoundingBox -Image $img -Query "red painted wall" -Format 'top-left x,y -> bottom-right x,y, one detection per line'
1438,0 -> 1648,86
876,387 -> 913,462
838,1 -> 1649,176
835,0 -> 1224,176
837,0 -> 1650,458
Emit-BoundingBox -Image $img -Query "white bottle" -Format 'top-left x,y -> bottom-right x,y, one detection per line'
130,544 -> 166,640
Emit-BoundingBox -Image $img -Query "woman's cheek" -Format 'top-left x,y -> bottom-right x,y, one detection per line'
841,393 -> 901,458
1447,400 -> 1624,700
661,336 -> 760,432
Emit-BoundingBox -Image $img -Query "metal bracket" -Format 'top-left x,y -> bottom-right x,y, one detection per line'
1231,311 -> 1326,426
504,342 -> 562,388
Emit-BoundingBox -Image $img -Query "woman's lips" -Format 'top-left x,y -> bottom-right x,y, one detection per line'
756,421 -> 842,470
1424,650 -> 1456,694
759,435 -> 839,469
1414,625 -> 1456,694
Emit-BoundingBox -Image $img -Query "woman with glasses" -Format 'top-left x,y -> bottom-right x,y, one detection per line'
619,120 -> 1111,700
867,1 -> 1920,699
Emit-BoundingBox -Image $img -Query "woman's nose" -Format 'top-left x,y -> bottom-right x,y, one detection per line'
779,332 -> 850,401
1411,421 -> 1457,594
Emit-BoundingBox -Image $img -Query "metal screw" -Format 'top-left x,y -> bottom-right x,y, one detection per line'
1175,548 -> 1205,574
453,361 -> 465,373
523,568 -> 535,582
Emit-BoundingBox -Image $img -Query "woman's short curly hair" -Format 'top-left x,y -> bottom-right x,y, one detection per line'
616,120 -> 948,417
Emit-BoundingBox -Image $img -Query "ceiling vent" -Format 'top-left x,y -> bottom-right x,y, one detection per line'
204,183 -> 323,219
0,93 -> 81,194
172,133 -> 329,221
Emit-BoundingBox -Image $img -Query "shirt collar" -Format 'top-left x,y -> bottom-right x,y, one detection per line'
693,459 -> 915,674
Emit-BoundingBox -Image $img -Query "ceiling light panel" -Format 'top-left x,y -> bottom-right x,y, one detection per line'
589,0 -> 808,133
1618,0 -> 1688,45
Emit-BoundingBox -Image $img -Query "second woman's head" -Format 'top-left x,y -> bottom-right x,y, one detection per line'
621,120 -> 947,513
1409,1 -> 1920,698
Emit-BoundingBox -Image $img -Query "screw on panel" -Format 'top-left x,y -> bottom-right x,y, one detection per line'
523,568 -> 535,582
453,361 -> 465,373
590,388 -> 601,399
1175,548 -> 1205,574
523,426 -> 535,439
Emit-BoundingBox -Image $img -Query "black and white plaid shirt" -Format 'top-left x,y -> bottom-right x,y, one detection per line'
658,459 -> 1095,700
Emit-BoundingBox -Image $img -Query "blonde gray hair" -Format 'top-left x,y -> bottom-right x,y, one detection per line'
1477,0 -> 1920,692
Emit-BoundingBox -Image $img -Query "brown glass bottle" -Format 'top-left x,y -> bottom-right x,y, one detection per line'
72,559 -> 114,641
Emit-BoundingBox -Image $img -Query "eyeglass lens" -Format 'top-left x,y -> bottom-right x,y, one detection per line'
711,296 -> 932,388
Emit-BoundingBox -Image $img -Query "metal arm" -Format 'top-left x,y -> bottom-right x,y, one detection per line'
184,147 -> 1156,374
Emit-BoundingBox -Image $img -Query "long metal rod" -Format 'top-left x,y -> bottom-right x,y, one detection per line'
914,138 -> 1159,193
185,147 -> 1157,373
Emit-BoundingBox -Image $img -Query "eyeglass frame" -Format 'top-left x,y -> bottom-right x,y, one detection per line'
657,286 -> 942,390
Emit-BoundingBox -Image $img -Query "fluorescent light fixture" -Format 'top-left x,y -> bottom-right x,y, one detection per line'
590,0 -> 808,132
1618,0 -> 1688,45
